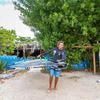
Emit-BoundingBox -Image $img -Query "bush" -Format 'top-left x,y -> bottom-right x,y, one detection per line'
0,60 -> 6,72
41,67 -> 49,73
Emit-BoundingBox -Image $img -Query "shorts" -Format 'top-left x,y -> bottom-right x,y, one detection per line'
50,69 -> 61,77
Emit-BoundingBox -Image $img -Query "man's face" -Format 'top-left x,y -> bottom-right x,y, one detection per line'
58,43 -> 64,50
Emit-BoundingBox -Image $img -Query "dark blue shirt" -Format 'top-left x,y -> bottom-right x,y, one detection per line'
52,48 -> 66,63
44,48 -> 67,70
44,47 -> 66,63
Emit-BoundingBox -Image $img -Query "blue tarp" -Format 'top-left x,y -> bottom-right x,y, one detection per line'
72,60 -> 89,70
0,56 -> 31,69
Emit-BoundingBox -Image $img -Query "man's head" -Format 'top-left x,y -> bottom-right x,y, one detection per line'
57,41 -> 64,50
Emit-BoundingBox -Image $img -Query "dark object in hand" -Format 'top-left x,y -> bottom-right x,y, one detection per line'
58,65 -> 63,68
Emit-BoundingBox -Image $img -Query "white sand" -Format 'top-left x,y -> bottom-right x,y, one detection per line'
0,69 -> 100,100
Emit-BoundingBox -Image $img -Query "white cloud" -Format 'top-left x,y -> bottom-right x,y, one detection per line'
0,2 -> 35,38
0,0 -> 12,4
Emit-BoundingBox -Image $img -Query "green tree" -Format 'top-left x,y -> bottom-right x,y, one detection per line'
0,27 -> 17,55
16,36 -> 36,46
14,0 -> 100,48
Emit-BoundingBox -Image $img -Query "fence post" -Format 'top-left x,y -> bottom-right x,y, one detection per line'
93,50 -> 96,74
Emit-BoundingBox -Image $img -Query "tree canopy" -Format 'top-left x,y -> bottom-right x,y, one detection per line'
14,0 -> 100,49
16,36 -> 36,46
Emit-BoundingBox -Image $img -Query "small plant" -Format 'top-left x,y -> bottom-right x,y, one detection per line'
0,60 -> 6,73
41,67 -> 49,73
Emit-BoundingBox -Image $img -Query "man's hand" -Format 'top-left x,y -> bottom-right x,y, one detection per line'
37,54 -> 41,58
57,60 -> 62,62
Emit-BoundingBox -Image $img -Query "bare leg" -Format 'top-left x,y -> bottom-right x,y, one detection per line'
48,76 -> 53,90
54,77 -> 59,90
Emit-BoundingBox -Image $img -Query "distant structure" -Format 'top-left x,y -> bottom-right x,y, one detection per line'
14,41 -> 42,58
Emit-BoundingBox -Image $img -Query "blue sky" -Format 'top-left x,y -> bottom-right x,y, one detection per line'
0,0 -> 34,38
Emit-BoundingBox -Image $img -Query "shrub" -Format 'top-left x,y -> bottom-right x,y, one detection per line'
0,60 -> 6,72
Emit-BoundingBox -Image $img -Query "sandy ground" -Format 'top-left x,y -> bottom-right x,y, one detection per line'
0,69 -> 100,100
